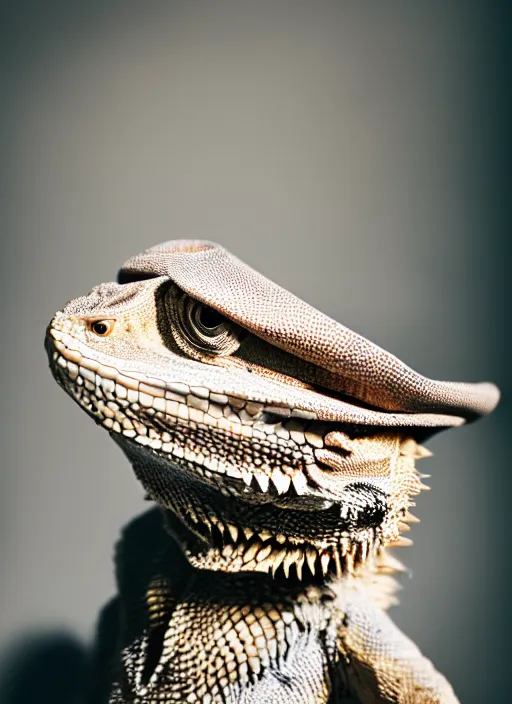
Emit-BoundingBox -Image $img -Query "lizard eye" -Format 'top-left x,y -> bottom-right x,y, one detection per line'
165,286 -> 243,357
198,305 -> 226,329
89,319 -> 115,337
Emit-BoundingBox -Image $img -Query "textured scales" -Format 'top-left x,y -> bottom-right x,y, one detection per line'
45,240 -> 499,703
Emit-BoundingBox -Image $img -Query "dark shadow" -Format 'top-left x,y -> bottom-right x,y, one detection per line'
0,632 -> 87,704
0,508 -> 188,704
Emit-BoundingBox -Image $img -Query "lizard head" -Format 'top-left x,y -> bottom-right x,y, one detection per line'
46,240 -> 499,581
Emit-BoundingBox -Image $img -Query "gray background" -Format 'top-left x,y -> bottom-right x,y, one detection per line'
0,2 -> 509,702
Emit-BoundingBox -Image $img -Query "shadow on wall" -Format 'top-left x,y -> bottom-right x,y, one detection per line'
0,633 -> 87,704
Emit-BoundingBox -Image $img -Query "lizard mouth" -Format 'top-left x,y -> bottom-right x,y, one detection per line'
46,318 -> 464,430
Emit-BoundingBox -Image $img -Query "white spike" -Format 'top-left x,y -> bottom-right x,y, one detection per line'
360,540 -> 368,563
270,549 -> 286,576
388,536 -> 414,548
345,551 -> 354,574
296,552 -> 305,580
416,445 -> 434,459
255,471 -> 269,492
291,471 -> 308,495
333,550 -> 342,577
378,552 -> 407,574
271,470 -> 291,495
399,438 -> 418,457
404,510 -> 420,523
282,552 -> 295,578
306,547 -> 317,575
320,552 -> 331,575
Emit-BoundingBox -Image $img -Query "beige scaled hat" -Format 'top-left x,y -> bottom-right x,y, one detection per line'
119,240 -> 500,433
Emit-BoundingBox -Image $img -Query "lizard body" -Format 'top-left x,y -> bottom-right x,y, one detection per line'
46,240 -> 499,702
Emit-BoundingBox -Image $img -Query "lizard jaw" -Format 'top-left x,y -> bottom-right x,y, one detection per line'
163,506 -> 382,580
117,436 -> 421,581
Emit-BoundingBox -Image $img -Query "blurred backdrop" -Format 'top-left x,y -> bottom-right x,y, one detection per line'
0,2 -> 509,702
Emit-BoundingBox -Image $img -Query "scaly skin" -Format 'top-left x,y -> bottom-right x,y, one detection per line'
45,240 -> 499,703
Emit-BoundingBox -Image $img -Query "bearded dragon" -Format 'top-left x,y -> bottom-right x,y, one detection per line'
45,240 -> 499,703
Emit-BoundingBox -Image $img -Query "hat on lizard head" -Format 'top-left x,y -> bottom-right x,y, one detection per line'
118,240 -> 499,434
